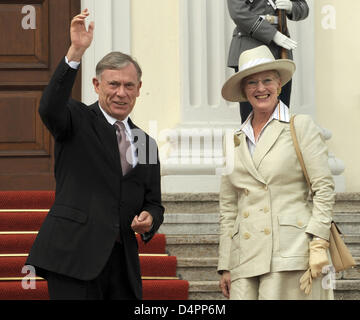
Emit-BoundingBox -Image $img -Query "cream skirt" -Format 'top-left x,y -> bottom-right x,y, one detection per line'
230,270 -> 334,300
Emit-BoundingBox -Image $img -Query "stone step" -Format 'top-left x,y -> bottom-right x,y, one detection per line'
188,281 -> 225,300
337,257 -> 360,280
188,280 -> 360,300
177,257 -> 360,281
162,192 -> 360,214
162,193 -> 218,214
165,234 -> 360,258
159,213 -> 219,234
335,219 -> 360,235
177,257 -> 218,281
159,212 -> 360,236
333,280 -> 360,300
165,235 -> 219,258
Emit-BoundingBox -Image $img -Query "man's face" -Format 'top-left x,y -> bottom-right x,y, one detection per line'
92,63 -> 142,120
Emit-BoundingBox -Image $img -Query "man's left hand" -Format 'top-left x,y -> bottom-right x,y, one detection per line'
131,211 -> 153,234
276,0 -> 293,13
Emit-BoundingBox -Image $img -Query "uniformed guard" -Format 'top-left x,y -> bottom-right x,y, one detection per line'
226,0 -> 309,122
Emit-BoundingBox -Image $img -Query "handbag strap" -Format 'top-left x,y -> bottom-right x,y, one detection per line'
289,115 -> 313,196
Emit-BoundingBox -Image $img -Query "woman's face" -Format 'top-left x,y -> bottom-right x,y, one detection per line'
243,70 -> 281,114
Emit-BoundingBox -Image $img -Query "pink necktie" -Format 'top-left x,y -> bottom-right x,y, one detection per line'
114,121 -> 133,175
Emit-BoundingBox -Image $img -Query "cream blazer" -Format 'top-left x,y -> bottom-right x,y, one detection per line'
217,115 -> 335,281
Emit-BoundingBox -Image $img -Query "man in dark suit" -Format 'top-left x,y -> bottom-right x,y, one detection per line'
26,9 -> 164,300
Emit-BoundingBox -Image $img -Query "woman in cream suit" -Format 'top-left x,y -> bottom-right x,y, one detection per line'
218,45 -> 335,300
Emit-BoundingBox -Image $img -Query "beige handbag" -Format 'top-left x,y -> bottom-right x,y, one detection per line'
290,115 -> 356,272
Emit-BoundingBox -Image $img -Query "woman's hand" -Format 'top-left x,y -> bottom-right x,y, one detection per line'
219,271 -> 231,299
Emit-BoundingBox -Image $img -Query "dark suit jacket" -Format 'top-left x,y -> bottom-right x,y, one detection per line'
26,58 -> 164,300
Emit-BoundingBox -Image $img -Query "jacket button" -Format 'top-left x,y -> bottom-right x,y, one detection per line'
297,221 -> 303,227
264,228 -> 271,235
243,211 -> 249,218
264,185 -> 268,190
263,207 -> 269,213
244,189 -> 249,196
243,232 -> 251,239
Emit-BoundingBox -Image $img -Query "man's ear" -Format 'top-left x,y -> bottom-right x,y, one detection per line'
92,77 -> 100,93
136,81 -> 142,97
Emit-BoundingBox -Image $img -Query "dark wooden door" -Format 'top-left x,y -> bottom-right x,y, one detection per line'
0,0 -> 81,190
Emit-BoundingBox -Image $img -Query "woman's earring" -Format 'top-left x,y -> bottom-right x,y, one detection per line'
277,87 -> 282,96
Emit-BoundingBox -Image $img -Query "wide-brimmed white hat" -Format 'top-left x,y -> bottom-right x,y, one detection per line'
221,45 -> 296,102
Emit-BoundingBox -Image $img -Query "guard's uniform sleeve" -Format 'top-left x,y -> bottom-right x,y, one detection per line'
227,0 -> 278,45
288,0 -> 309,21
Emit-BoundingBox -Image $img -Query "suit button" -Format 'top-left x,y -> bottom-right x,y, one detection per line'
244,189 -> 249,196
263,207 -> 269,213
264,228 -> 271,235
297,221 -> 304,227
243,232 -> 251,240
243,211 -> 249,218
263,185 -> 268,190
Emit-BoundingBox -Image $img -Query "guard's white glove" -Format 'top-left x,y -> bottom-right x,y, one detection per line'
276,0 -> 293,13
273,31 -> 297,50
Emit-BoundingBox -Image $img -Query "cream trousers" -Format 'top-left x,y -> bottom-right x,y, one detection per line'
230,270 -> 334,300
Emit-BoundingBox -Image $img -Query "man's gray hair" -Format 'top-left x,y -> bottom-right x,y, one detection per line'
95,51 -> 142,81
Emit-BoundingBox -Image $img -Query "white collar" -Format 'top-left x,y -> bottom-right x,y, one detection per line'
238,100 -> 290,131
98,103 -> 132,136
238,100 -> 290,143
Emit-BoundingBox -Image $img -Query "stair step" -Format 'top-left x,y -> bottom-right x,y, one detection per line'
0,233 -> 37,254
162,193 -> 219,214
166,235 -> 219,258
159,213 -> 219,234
334,280 -> 360,300
188,280 -> 360,300
0,211 -> 47,231
165,235 -> 360,257
0,280 -> 49,300
0,233 -> 166,255
159,212 -> 360,235
178,258 -> 360,282
177,257 -> 218,281
188,281 -> 225,300
162,192 -> 360,214
0,279 -> 189,300
0,255 -> 178,278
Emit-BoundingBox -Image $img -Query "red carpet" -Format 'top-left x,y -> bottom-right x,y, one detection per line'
0,191 -> 189,300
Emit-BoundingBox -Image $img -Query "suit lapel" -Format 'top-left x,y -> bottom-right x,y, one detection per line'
236,132 -> 266,184
252,120 -> 284,169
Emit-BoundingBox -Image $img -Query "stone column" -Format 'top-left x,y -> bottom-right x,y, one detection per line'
161,0 -> 239,193
80,0 -> 131,105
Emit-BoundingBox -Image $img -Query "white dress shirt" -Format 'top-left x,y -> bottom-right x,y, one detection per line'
98,107 -> 138,168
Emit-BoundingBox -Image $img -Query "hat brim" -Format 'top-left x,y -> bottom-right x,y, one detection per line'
221,59 -> 296,102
